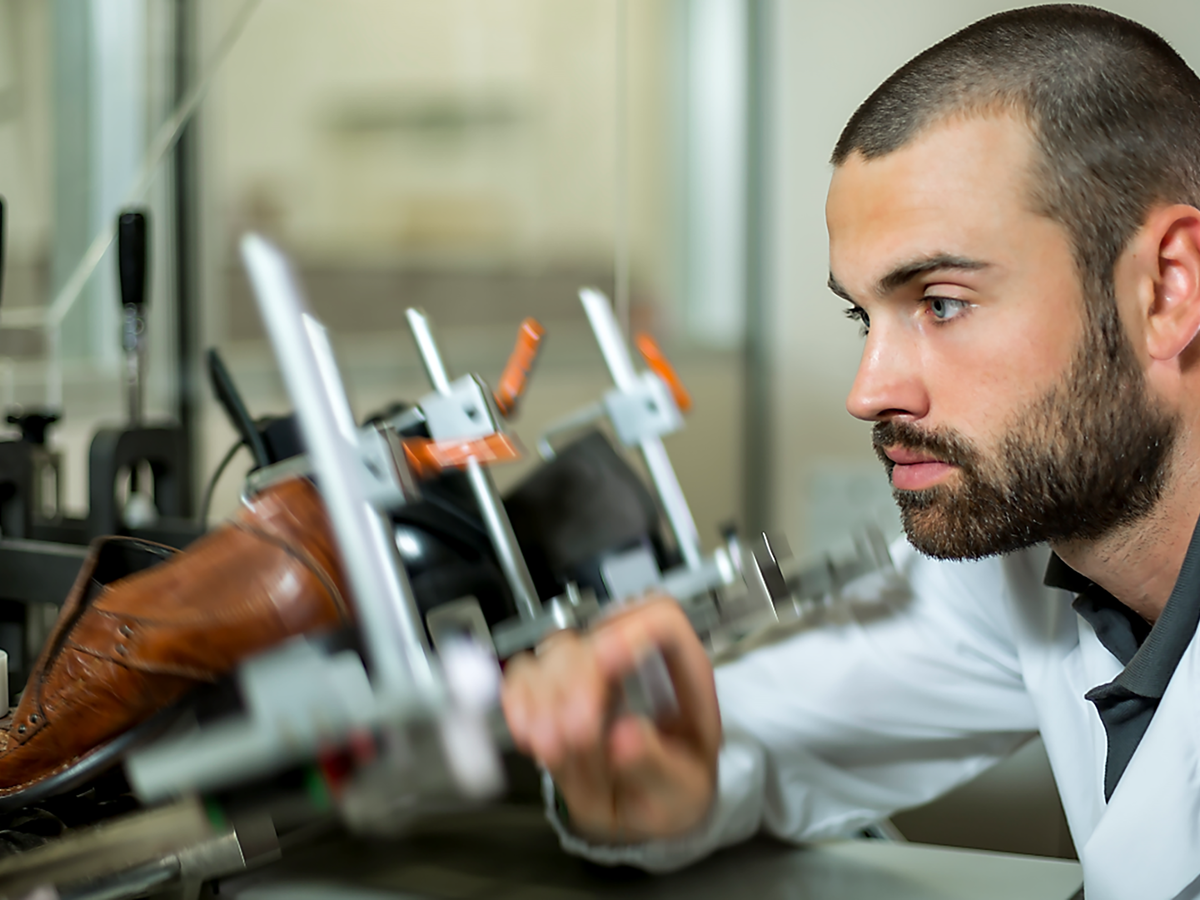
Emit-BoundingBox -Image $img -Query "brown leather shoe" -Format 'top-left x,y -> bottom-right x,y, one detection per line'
0,478 -> 350,807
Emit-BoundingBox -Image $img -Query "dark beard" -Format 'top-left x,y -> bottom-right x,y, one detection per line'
872,314 -> 1178,561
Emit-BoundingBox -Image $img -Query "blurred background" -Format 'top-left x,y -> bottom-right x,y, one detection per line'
1,0 -> 1197,862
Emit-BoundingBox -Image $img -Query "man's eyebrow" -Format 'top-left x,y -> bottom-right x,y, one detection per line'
828,255 -> 989,303
827,274 -> 852,301
876,254 -> 989,295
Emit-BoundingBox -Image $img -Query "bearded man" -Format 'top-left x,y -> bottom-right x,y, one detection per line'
501,6 -> 1200,899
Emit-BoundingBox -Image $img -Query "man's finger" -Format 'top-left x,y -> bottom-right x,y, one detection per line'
501,633 -> 612,768
602,714 -> 717,837
590,597 -> 721,755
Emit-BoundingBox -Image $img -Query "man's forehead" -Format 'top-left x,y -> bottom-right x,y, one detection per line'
826,113 -> 1040,292
828,113 -> 1037,218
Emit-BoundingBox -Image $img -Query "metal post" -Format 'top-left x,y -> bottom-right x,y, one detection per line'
579,288 -> 703,570
404,308 -> 543,621
244,236 -> 434,696
173,0 -> 198,514
742,0 -> 773,535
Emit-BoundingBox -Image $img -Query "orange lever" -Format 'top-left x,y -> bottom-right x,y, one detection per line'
635,333 -> 692,414
402,433 -> 522,480
494,318 -> 546,418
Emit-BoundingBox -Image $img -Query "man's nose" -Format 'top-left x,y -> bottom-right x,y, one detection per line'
845,332 -> 929,423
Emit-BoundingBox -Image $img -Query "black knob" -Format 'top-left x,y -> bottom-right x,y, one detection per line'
6,409 -> 60,446
117,209 -> 148,310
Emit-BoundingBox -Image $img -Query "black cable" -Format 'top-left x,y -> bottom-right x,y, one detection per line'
198,438 -> 246,529
206,348 -> 270,468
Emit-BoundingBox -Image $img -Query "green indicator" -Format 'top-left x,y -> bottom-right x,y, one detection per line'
205,797 -> 228,831
304,765 -> 332,811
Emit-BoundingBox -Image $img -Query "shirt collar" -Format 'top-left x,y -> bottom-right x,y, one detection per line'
1044,511 -> 1200,699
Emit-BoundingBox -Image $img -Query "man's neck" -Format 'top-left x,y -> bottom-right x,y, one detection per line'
1052,447 -> 1200,625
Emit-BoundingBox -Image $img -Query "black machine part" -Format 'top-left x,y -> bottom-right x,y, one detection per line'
117,211 -> 148,314
118,209 -> 149,431
6,411 -> 60,447
504,429 -> 672,602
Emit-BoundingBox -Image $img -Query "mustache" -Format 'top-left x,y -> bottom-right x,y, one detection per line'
871,420 -> 978,471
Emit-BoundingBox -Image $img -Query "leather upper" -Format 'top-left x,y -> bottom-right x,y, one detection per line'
0,478 -> 349,798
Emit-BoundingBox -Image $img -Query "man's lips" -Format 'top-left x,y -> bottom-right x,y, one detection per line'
882,446 -> 957,490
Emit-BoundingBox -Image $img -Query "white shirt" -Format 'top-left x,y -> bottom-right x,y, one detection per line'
547,540 -> 1200,900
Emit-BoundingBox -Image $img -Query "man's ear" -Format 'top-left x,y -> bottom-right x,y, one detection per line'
1141,204 -> 1200,362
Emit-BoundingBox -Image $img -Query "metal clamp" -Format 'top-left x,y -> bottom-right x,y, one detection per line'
405,308 -> 543,623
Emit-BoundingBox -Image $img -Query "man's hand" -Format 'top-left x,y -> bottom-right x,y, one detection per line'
501,594 -> 721,843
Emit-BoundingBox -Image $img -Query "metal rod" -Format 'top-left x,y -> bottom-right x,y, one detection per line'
243,235 -> 434,696
613,0 -> 631,339
405,307 -> 543,620
174,0 -> 199,516
742,0 -> 773,535
642,437 -> 702,570
465,458 -> 542,621
580,287 -> 639,390
405,308 -> 453,394
124,318 -> 144,424
579,288 -> 703,570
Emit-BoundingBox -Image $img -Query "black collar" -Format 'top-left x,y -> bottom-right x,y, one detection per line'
1044,512 -> 1200,699
1043,512 -> 1200,799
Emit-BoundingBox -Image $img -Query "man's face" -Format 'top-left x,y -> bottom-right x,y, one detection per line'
825,114 -> 1176,559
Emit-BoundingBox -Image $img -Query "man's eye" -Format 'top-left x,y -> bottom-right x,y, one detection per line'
927,297 -> 970,321
844,305 -> 870,335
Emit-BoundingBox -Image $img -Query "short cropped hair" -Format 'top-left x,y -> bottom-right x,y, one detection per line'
833,4 -> 1200,346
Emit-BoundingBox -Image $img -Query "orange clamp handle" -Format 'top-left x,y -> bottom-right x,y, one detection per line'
635,333 -> 692,414
494,318 -> 546,418
402,433 -> 523,480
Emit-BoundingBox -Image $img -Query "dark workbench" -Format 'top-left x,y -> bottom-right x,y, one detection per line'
220,804 -> 1083,900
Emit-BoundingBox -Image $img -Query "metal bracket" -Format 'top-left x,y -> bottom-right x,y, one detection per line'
127,235 -> 506,826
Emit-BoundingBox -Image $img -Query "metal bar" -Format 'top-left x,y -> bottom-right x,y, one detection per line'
173,0 -> 198,515
580,288 -> 639,391
641,437 -> 702,570
464,458 -> 541,621
242,235 -> 433,695
0,797 -> 211,895
404,308 -> 542,620
613,0 -> 630,339
742,0 -> 773,535
578,288 -> 703,570
405,308 -> 453,395
124,333 -> 143,425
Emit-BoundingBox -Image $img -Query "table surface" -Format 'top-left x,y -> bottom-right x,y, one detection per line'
221,805 -> 1084,900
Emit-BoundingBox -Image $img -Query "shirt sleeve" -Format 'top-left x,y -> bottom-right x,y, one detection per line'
545,540 -> 1043,872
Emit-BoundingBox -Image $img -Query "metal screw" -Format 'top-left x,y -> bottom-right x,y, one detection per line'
115,643 -> 127,655
17,725 -> 25,734
119,623 -> 134,637
29,715 -> 37,724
